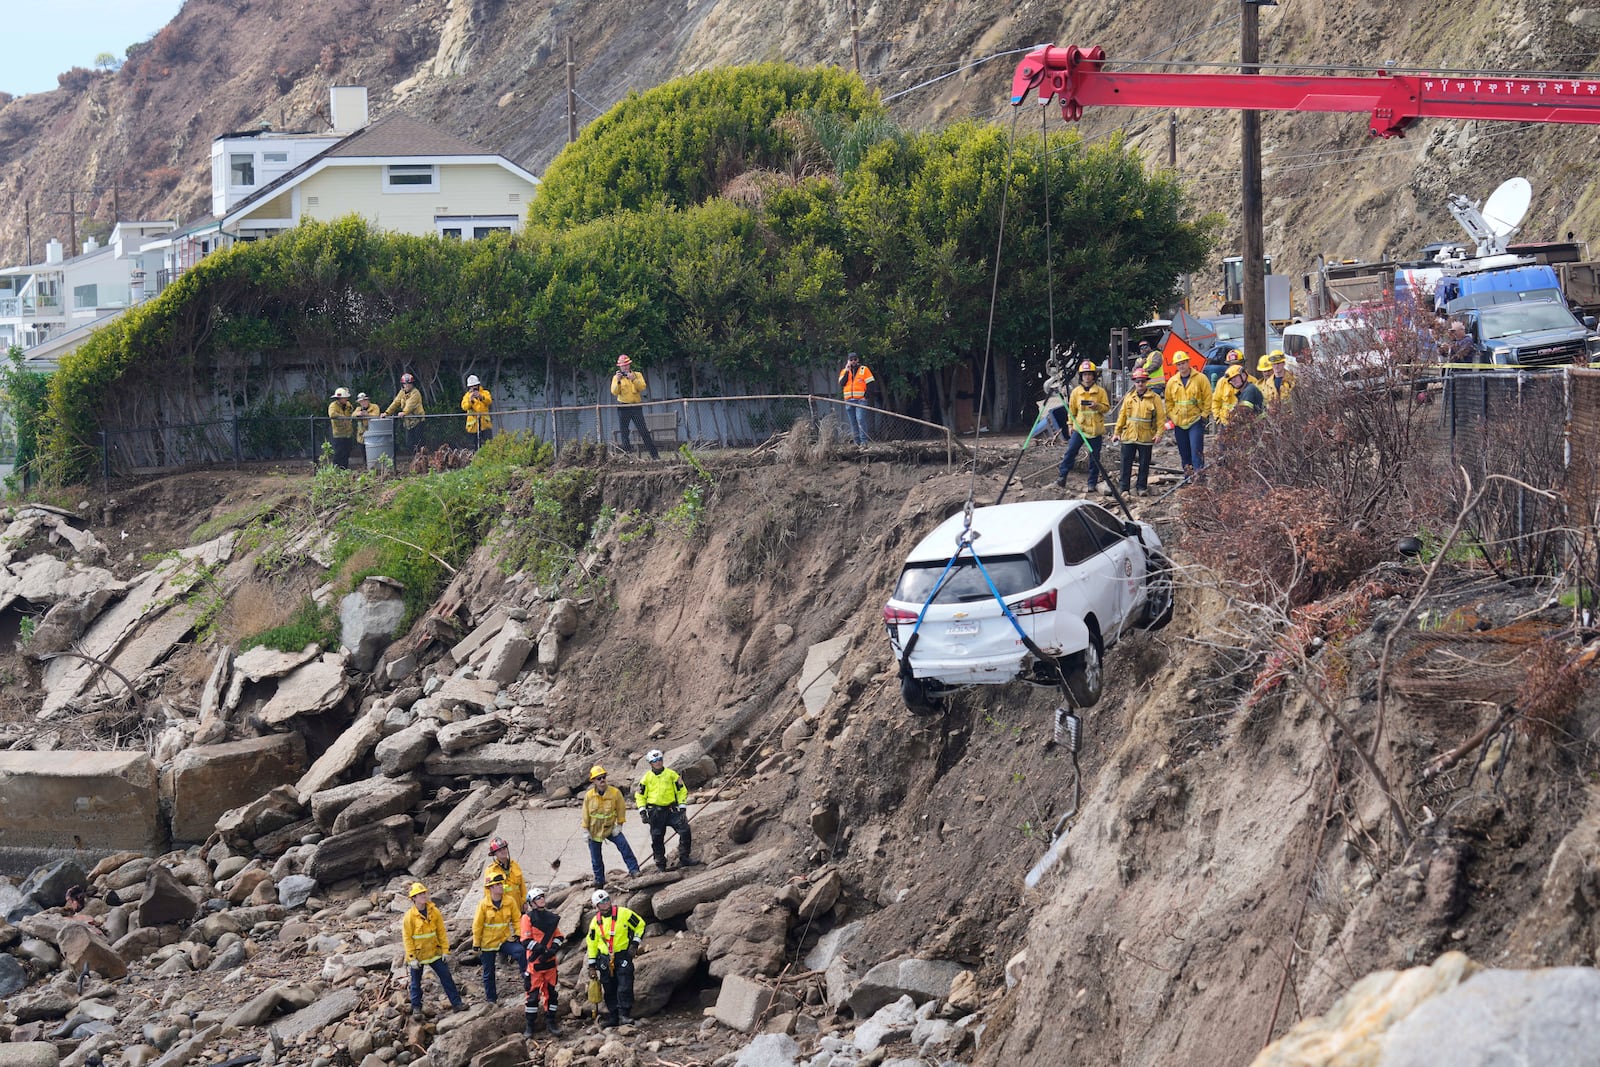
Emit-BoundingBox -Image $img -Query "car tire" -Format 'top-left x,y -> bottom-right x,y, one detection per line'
1062,625 -> 1103,707
900,673 -> 943,715
1139,552 -> 1175,632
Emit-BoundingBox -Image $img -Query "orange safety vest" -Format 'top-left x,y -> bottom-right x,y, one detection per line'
840,364 -> 875,400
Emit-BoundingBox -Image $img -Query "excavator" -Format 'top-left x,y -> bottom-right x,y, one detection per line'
1008,44 -> 1600,887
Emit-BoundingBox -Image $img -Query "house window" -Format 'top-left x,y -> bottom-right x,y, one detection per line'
441,228 -> 463,240
262,151 -> 288,163
386,164 -> 438,191
230,154 -> 255,186
473,226 -> 512,239
73,284 -> 98,309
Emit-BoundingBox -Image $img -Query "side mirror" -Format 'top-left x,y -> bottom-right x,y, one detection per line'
1123,521 -> 1142,538
1585,316 -> 1597,329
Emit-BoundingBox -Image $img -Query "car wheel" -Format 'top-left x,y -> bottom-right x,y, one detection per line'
1063,625 -> 1103,707
900,673 -> 943,715
1139,552 -> 1175,631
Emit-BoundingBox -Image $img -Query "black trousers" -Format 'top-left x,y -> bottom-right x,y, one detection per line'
618,406 -> 661,459
1120,442 -> 1153,491
596,950 -> 635,1021
331,436 -> 353,468
645,805 -> 692,869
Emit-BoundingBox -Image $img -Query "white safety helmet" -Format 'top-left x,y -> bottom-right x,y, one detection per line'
646,749 -> 664,764
591,889 -> 610,908
466,374 -> 482,387
527,887 -> 546,905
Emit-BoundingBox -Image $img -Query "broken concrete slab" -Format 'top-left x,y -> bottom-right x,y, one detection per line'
375,720 -> 437,776
847,957 -> 966,1017
449,609 -> 509,665
163,733 -> 307,844
421,738 -> 568,779
480,622 -> 533,685
331,779 -> 422,835
258,653 -> 349,726
436,714 -> 507,754
418,675 -> 500,717
409,785 -> 492,877
797,636 -> 849,715
233,643 -> 321,684
22,589 -> 117,662
295,711 -> 384,804
307,815 -> 414,883
2,554 -> 124,607
310,776 -> 419,831
267,987 -> 360,1043
0,751 -> 162,853
652,847 -> 788,921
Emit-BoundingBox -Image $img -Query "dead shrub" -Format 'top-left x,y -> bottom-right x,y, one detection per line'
220,579 -> 294,643
809,414 -> 845,464
777,416 -> 814,466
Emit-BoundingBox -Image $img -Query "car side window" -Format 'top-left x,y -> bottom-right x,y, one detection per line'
1078,505 -> 1129,551
1058,514 -> 1100,566
1028,534 -> 1054,583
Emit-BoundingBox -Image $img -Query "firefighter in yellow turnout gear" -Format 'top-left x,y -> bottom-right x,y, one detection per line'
472,865 -> 526,1003
1112,367 -> 1166,494
402,883 -> 463,1014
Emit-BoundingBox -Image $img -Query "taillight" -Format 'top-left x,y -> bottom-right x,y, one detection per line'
1011,590 -> 1057,615
884,604 -> 918,625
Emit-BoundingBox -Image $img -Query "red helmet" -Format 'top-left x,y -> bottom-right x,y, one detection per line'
488,837 -> 509,856
1130,367 -> 1151,381
401,372 -> 415,384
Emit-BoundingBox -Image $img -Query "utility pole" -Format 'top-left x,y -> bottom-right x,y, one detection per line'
53,191 -> 79,255
848,0 -> 862,75
565,38 -> 577,143
23,202 -> 33,264
1240,0 -> 1271,365
1168,113 -> 1177,167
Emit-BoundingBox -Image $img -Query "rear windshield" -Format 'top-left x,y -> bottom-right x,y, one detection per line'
893,554 -> 1039,605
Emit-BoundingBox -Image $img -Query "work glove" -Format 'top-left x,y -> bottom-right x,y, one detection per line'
409,960 -> 422,973
471,944 -> 481,954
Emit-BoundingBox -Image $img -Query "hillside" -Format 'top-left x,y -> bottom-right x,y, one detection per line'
2,399 -> 1599,1065
5,0 -> 1600,287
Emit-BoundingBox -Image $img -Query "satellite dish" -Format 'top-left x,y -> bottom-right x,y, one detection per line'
1482,177 -> 1531,238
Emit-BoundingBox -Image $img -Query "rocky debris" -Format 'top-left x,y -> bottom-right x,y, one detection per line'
703,884 -> 790,978
294,710 -> 384,804
257,653 -> 349,726
796,636 -> 849,715
267,986 -> 361,1043
796,868 -> 841,922
374,719 -> 438,776
137,866 -> 201,926
436,713 -> 507,754
163,733 -> 307,844
479,621 -> 533,684
449,608 -> 509,664
652,848 -> 787,920
425,1006 -> 520,1067
215,785 -> 306,853
0,953 -> 28,996
326,778 -> 423,835
631,933 -> 708,1017
225,643 -> 321,706
409,785 -> 493,876
56,922 -> 127,980
714,974 -> 793,1033
421,738 -> 569,778
340,576 -> 407,672
16,860 -> 88,912
847,956 -> 966,1017
22,589 -> 117,662
276,874 -> 318,909
306,814 -> 414,882
0,1044 -> 62,1066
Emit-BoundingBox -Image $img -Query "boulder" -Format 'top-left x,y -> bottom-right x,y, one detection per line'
0,1045 -> 61,1067
267,986 -> 361,1043
797,636 -> 849,714
545,599 -> 579,639
797,869 -> 842,922
706,884 -> 790,978
847,957 -> 966,1017
330,779 -> 423,835
853,995 -> 917,1053
57,922 -> 127,979
340,576 -> 407,672
632,934 -> 708,1017
426,1006 -> 522,1067
1377,966 -> 1600,1065
311,776 -> 419,831
427,674 -> 500,714
651,848 -> 786,921
480,622 -> 533,685
137,866 -> 200,926
0,953 -> 27,996
731,1033 -> 802,1067
258,654 -> 349,726
23,589 -> 117,661
163,732 -> 307,843
715,974 -> 781,1033
277,874 -> 318,909
215,785 -> 307,851
17,858 -> 88,910
11,989 -> 74,1022
422,739 -> 566,778
295,711 -> 384,804
307,815 -> 414,883
436,714 -> 508,754
375,720 -> 437,776
536,630 -> 561,671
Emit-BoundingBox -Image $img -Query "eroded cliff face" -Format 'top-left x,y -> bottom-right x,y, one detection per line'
4,0 -> 1599,284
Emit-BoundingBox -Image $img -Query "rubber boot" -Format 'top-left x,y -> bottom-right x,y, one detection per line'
523,1013 -> 538,1038
546,1012 -> 563,1036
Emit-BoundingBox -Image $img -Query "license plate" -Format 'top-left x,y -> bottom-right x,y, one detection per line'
944,621 -> 980,636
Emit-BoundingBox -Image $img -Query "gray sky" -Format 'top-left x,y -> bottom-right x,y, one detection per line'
2,0 -> 185,96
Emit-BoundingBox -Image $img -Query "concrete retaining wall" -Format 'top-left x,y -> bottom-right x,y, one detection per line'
0,751 -> 163,853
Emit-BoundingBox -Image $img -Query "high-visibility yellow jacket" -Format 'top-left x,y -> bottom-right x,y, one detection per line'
402,901 -> 450,963
1260,373 -> 1295,404
461,388 -> 492,433
1141,350 -> 1166,386
582,785 -> 629,841
1164,372 -> 1212,430
635,767 -> 688,809
482,858 -> 525,908
839,364 -> 875,400
1114,391 -> 1165,445
1213,376 -> 1248,424
472,893 -> 521,952
328,400 -> 355,439
1061,384 -> 1110,439
352,400 -> 380,443
611,371 -> 649,405
385,386 -> 425,429
586,907 -> 645,960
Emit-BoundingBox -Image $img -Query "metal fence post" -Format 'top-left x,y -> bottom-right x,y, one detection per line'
101,430 -> 110,482
232,414 -> 243,464
308,416 -> 316,466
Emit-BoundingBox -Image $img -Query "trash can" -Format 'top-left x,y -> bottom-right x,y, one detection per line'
364,417 -> 396,469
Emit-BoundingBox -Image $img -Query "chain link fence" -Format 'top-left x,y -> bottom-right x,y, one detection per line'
96,395 -> 963,478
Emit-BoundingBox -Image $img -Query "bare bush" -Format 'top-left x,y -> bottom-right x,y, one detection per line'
221,579 -> 294,643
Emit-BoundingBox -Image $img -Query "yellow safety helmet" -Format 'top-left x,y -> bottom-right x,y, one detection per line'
484,871 -> 506,888
1268,350 -> 1288,365
1257,355 -> 1274,373
589,765 -> 608,780
408,882 -> 428,897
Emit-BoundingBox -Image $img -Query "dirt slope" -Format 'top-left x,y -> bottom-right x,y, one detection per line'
4,0 -> 1600,282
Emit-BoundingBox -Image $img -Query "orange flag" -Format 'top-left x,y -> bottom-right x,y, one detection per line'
1160,332 -> 1205,379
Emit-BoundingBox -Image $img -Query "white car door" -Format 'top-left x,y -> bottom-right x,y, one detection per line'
1056,511 -> 1125,646
1075,505 -> 1142,638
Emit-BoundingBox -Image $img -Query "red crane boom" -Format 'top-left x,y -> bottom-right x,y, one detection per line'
1010,45 -> 1600,137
